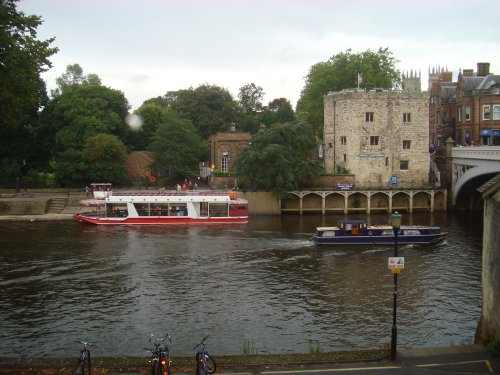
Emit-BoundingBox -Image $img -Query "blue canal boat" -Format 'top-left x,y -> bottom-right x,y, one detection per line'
312,219 -> 447,245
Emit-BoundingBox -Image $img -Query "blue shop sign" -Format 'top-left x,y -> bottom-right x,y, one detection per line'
480,129 -> 491,136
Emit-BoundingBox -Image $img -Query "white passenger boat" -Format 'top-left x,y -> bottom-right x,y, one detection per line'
75,190 -> 249,225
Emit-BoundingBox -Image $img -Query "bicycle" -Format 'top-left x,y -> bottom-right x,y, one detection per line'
193,335 -> 216,375
145,333 -> 172,375
74,341 -> 92,375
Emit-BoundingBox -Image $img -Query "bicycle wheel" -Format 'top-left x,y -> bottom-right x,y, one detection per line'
195,353 -> 203,375
74,361 -> 84,375
151,361 -> 159,375
74,352 -> 85,375
205,354 -> 216,374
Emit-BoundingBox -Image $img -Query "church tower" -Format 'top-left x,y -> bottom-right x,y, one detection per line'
402,70 -> 421,93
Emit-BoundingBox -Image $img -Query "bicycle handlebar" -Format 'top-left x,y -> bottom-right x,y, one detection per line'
193,335 -> 210,350
76,341 -> 93,347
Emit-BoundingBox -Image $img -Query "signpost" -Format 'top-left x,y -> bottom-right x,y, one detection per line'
388,257 -> 404,274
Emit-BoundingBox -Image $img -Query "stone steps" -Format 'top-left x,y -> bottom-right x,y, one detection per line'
46,198 -> 68,213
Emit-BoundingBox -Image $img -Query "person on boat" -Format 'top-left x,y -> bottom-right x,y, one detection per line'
176,184 -> 181,193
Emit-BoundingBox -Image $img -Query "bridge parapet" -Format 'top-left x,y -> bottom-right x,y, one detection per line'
452,146 -> 500,161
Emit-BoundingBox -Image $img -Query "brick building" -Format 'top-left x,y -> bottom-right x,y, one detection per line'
429,62 -> 500,147
208,123 -> 252,173
323,74 -> 430,189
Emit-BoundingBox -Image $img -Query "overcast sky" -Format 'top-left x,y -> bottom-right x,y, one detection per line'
18,0 -> 500,110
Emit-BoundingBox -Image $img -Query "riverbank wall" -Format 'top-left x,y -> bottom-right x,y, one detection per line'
476,175 -> 500,346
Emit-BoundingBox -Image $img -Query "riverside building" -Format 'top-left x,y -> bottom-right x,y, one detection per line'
323,73 -> 431,189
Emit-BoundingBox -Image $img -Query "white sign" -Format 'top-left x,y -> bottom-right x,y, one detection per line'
388,257 -> 405,269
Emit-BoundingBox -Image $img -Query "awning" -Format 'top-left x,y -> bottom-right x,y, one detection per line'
480,129 -> 491,136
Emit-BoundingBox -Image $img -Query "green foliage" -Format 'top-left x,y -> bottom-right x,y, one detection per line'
235,122 -> 323,197
309,343 -> 323,354
81,134 -> 127,184
82,134 -> 127,164
127,103 -> 170,150
296,48 -> 400,136
0,0 -> 58,162
260,98 -> 295,127
240,339 -> 257,355
487,335 -> 500,357
39,72 -> 130,156
157,84 -> 239,138
335,165 -> 350,174
238,82 -> 264,114
149,112 -> 204,180
52,148 -> 87,187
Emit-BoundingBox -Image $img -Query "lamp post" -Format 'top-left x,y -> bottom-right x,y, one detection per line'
390,211 -> 402,360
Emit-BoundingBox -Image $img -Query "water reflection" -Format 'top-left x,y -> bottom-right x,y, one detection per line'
0,212 -> 482,356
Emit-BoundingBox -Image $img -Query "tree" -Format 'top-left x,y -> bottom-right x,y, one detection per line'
154,84 -> 239,138
127,103 -> 169,150
149,112 -> 204,181
52,63 -> 102,96
238,83 -> 264,114
39,66 -> 130,154
296,48 -> 400,136
0,0 -> 58,164
235,122 -> 323,197
82,133 -> 128,184
260,98 -> 295,126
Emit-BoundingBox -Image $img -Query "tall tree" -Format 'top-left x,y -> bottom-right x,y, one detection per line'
154,84 -> 239,139
82,133 -> 128,184
296,48 -> 400,136
235,122 -> 323,197
238,83 -> 264,114
127,103 -> 169,150
260,98 -> 295,126
149,111 -> 204,181
0,0 -> 58,164
39,66 -> 130,155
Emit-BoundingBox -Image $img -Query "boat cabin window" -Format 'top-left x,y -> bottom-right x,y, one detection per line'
404,229 -> 421,235
134,203 -> 150,216
209,203 -> 228,217
382,230 -> 393,236
170,203 -> 188,216
106,203 -> 128,217
320,230 -> 336,237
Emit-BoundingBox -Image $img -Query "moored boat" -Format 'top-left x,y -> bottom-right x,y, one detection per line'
312,219 -> 447,245
75,190 -> 248,225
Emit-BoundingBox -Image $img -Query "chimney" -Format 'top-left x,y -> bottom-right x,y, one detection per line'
463,69 -> 474,77
477,62 -> 490,77
440,71 -> 453,82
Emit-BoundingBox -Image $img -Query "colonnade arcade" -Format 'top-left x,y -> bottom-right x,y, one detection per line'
281,189 -> 447,215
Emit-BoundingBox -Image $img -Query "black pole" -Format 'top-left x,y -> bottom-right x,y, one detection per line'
391,228 -> 399,360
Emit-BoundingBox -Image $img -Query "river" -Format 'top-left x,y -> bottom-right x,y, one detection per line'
0,212 -> 482,357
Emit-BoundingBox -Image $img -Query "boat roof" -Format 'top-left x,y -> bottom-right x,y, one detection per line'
106,190 -> 247,204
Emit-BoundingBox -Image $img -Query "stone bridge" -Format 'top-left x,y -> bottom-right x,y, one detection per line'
452,146 -> 500,205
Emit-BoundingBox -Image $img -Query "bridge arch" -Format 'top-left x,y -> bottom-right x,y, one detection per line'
453,161 -> 500,205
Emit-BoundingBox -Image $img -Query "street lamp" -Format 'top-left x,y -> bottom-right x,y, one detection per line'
390,211 -> 402,360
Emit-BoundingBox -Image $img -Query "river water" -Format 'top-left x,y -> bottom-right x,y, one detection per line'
0,212 -> 483,357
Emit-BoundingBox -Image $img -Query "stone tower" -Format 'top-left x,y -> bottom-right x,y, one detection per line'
402,70 -> 421,93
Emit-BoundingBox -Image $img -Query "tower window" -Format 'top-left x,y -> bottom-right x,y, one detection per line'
403,113 -> 411,123
341,136 -> 347,145
403,140 -> 411,149
370,136 -> 379,145
366,112 -> 374,122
